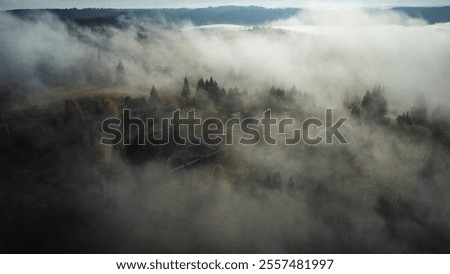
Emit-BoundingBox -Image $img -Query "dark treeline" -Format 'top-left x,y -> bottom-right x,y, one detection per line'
1,6 -> 450,253
5,6 -> 450,27
1,75 -> 450,253
5,6 -> 299,27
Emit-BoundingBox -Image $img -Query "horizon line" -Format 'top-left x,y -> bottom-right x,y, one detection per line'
2,4 -> 450,12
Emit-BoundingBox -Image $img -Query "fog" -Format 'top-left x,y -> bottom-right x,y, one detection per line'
1,9 -> 450,109
0,8 -> 449,253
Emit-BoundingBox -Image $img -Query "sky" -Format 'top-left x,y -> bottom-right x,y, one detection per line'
1,0 -> 450,10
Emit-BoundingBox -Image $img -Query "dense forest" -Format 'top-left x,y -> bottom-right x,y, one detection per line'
1,6 -> 450,253
1,72 -> 449,252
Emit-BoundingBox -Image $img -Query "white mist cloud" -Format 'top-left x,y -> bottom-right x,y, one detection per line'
1,8 -> 449,111
1,7 -> 450,253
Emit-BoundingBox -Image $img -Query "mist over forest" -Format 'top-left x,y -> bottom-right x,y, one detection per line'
0,6 -> 449,253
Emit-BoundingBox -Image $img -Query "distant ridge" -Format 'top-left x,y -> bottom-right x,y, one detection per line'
5,6 -> 450,26
393,6 -> 450,24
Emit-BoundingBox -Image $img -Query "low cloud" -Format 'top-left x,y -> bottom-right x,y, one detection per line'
0,8 -> 449,253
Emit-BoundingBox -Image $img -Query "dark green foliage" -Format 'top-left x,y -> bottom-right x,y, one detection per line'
205,76 -> 225,102
149,85 -> 160,110
115,60 -> 125,86
181,77 -> 190,99
195,76 -> 226,106
397,112 -> 412,126
195,78 -> 208,104
360,86 -> 388,124
350,103 -> 361,119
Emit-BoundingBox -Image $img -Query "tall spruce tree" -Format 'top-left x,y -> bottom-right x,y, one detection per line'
181,77 -> 191,103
